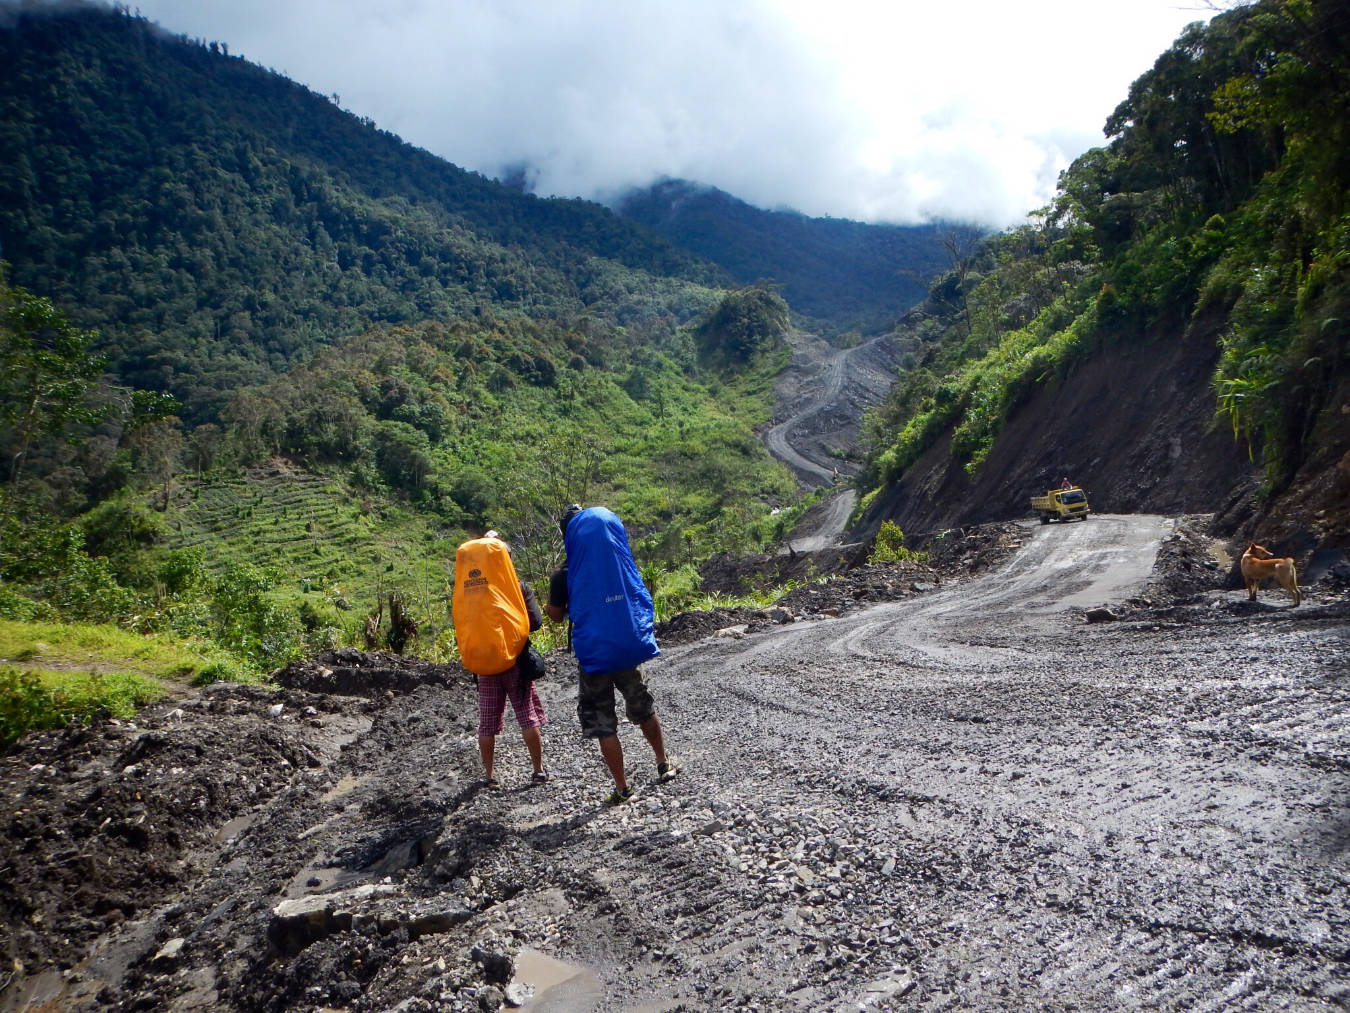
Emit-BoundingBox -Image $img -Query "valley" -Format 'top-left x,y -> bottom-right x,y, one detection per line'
3,2 -> 1350,1009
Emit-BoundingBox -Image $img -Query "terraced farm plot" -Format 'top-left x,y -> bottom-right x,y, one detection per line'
168,469 -> 459,617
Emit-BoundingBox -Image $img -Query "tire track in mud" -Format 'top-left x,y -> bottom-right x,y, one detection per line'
647,514 -> 1350,1009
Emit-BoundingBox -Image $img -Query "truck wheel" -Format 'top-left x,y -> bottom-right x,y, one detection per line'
1039,514 -> 1049,524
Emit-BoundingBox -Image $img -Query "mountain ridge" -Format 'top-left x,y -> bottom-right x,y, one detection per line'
616,178 -> 948,336
0,1 -> 731,415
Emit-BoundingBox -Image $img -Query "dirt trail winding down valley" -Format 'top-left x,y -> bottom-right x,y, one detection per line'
766,329 -> 911,551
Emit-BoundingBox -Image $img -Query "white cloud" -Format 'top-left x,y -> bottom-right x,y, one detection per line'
131,0 -> 1217,227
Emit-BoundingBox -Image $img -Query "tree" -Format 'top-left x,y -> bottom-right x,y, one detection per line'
0,265 -> 108,493
937,224 -> 987,337
695,286 -> 790,368
372,420 -> 433,492
496,432 -> 605,581
127,417 -> 185,509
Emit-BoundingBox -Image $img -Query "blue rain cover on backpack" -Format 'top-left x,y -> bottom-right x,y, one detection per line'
564,507 -> 660,675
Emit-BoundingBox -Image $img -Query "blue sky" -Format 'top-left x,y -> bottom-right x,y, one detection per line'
131,0 -> 1227,227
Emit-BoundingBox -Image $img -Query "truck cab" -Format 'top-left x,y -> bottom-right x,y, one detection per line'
1030,487 -> 1090,523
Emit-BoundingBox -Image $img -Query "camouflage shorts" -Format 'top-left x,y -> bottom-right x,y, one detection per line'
576,666 -> 655,739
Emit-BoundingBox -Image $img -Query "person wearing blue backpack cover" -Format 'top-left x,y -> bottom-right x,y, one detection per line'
546,505 -> 679,805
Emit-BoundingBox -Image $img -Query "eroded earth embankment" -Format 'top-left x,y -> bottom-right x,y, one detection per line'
3,516 -> 1349,1011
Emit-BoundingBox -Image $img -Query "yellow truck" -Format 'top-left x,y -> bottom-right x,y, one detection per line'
1030,486 -> 1090,523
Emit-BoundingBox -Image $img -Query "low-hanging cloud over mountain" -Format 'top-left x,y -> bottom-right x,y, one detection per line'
127,0 -> 1216,228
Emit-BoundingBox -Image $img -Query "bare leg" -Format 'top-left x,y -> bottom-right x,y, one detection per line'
521,725 -> 544,774
598,735 -> 627,790
478,736 -> 495,781
638,715 -> 667,766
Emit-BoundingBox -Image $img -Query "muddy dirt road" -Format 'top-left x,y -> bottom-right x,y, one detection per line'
766,329 -> 906,487
4,516 -> 1348,1012
767,329 -> 907,551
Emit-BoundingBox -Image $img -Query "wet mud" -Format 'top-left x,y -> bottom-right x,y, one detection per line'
3,517 -> 1348,1011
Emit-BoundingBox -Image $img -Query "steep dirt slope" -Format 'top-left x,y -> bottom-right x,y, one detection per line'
855,326 -> 1261,542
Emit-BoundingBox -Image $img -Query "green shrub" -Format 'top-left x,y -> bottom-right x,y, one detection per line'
0,667 -> 51,746
0,583 -> 56,622
869,521 -> 928,564
192,658 -> 247,686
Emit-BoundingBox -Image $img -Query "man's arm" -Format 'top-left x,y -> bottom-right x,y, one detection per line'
520,581 -> 543,632
545,566 -> 567,623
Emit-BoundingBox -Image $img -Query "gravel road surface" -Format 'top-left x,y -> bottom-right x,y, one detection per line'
4,516 -> 1347,1012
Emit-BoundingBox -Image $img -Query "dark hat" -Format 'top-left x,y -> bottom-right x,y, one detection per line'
559,504 -> 582,536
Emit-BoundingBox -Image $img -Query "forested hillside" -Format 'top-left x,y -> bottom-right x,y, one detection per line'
0,1 -> 815,710
858,0 -> 1350,546
617,179 -> 949,337
0,2 -> 732,417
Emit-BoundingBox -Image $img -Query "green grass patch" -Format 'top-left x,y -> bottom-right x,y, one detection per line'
0,618 -> 250,686
0,666 -> 167,747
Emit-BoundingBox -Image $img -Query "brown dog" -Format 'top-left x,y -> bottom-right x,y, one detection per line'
1240,542 -> 1301,606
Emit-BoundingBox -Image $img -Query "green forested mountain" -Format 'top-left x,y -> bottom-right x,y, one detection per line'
860,0 -> 1350,537
0,1 -> 809,686
617,179 -> 948,337
0,2 -> 733,418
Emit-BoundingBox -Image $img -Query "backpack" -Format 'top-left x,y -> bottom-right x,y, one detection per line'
564,507 -> 660,675
452,537 -> 530,677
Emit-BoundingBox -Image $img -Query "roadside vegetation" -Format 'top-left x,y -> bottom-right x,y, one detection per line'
861,0 -> 1349,500
0,618 -> 251,746
0,6 -> 821,737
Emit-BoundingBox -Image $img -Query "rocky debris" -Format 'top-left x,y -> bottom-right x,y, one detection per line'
910,519 -> 1025,574
1108,513 -> 1350,617
697,545 -> 861,595
1133,513 -> 1229,601
655,606 -> 764,647
659,522 -> 1026,647
1305,545 -> 1350,587
0,681 -> 373,981
266,885 -> 478,957
775,560 -> 940,617
274,647 -> 460,696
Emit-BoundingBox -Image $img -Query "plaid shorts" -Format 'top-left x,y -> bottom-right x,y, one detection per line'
576,666 -> 655,739
476,666 -> 547,738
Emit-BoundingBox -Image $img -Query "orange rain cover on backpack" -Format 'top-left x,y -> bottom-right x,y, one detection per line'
452,537 -> 530,676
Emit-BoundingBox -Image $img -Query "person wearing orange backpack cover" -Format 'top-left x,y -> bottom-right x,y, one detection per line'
452,530 -> 548,789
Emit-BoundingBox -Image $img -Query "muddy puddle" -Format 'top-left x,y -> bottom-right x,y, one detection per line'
509,947 -> 603,1012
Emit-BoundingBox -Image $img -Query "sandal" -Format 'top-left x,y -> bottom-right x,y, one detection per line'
531,770 -> 550,784
603,786 -> 635,806
483,776 -> 500,790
